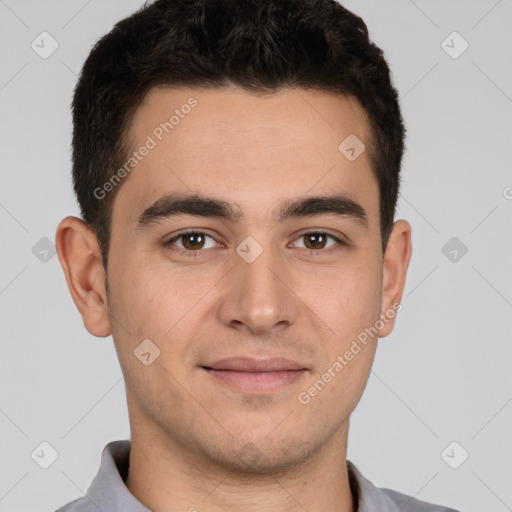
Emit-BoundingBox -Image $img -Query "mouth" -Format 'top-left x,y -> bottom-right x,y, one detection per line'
200,357 -> 309,393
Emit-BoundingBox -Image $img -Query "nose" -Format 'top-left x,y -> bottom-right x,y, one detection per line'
217,239 -> 299,335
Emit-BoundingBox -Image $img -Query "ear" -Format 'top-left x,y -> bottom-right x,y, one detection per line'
378,219 -> 412,338
55,216 -> 111,337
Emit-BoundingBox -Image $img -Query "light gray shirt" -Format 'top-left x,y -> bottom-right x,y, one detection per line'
55,440 -> 459,512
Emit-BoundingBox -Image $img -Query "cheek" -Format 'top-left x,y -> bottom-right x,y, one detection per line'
309,263 -> 382,339
110,263 -> 216,355
107,271 -> 197,402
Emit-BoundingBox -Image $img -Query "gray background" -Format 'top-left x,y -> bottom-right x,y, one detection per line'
0,0 -> 511,511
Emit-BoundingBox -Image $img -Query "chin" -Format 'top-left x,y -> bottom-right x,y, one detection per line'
200,434 -> 313,476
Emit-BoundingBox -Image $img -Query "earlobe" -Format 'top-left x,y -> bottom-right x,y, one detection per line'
55,216 -> 111,338
378,219 -> 412,338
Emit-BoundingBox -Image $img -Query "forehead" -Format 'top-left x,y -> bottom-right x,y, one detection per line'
113,85 -> 379,228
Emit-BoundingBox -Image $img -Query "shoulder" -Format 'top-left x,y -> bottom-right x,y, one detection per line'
381,487 -> 460,512
347,460 -> 460,512
54,497 -> 95,512
54,440 -> 134,512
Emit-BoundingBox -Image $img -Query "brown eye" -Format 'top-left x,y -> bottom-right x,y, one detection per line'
165,231 -> 217,252
181,232 -> 206,250
293,232 -> 343,251
303,233 -> 328,249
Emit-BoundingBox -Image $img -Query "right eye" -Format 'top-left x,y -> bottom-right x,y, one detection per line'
164,230 -> 219,254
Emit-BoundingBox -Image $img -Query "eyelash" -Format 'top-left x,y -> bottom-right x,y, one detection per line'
163,230 -> 346,257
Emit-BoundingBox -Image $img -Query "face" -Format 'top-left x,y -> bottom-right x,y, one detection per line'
57,85 -> 411,473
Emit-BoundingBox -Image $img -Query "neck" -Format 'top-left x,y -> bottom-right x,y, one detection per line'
125,420 -> 355,512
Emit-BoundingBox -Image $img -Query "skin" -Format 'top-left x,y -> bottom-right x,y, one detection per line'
56,85 -> 412,512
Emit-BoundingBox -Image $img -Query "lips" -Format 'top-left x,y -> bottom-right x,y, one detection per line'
201,356 -> 307,372
201,358 -> 308,393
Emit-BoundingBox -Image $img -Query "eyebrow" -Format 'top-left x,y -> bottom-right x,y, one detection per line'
135,192 -> 369,229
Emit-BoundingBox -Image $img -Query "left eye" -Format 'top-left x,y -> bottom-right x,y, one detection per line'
291,232 -> 342,250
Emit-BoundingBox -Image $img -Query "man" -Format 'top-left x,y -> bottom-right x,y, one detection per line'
54,0 -> 458,510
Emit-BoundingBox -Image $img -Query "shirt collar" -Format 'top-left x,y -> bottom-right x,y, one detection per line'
87,440 -> 401,512
347,460 -> 404,511
87,440 -> 151,512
